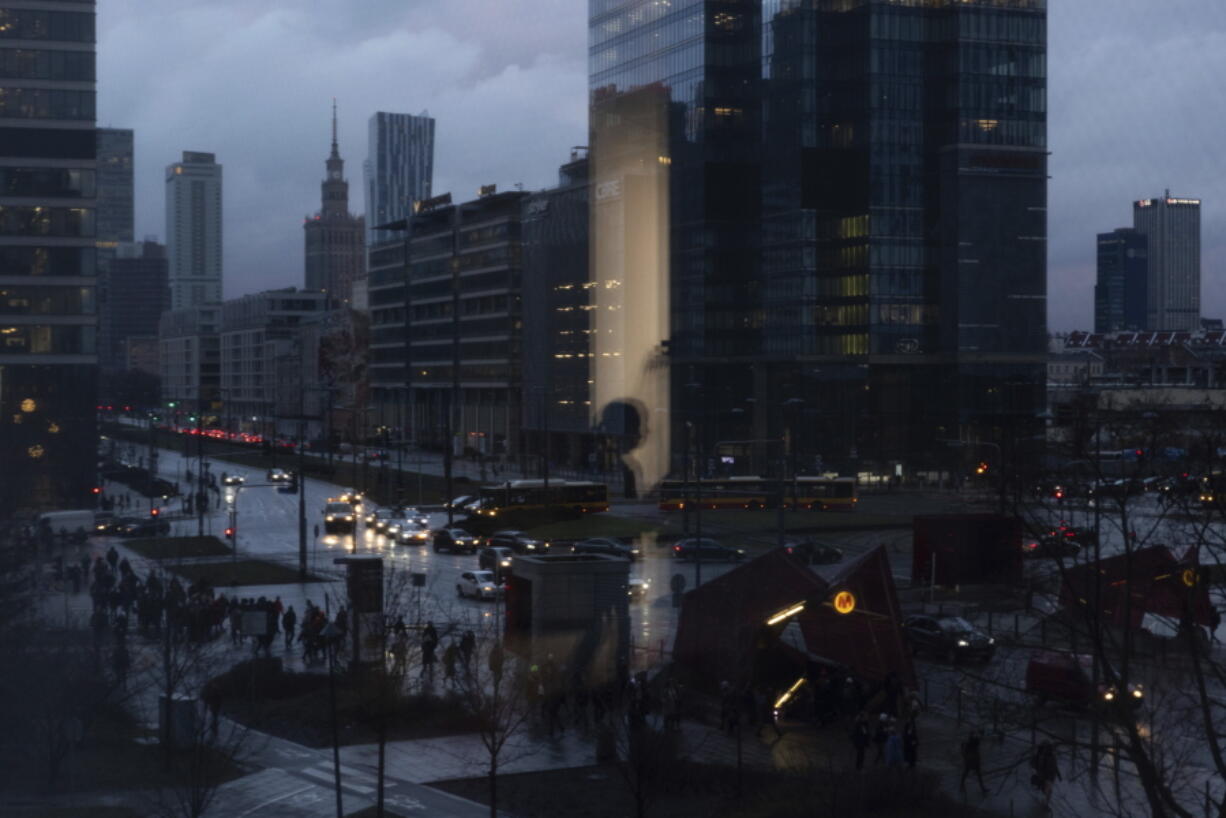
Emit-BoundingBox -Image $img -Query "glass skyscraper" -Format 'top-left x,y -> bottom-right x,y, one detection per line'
1094,228 -> 1147,333
1133,193 -> 1200,331
364,111 -> 435,247
588,0 -> 1048,479
0,1 -> 100,514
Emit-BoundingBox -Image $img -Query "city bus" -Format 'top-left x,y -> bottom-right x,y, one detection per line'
657,476 -> 856,512
474,480 -> 610,517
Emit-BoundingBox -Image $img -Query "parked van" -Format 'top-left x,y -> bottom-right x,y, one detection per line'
1025,650 -> 1143,707
35,510 -> 96,543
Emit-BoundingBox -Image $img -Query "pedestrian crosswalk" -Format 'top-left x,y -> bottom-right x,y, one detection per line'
293,760 -> 383,796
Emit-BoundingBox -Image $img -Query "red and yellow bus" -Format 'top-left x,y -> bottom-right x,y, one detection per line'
474,480 -> 610,517
657,476 -> 856,512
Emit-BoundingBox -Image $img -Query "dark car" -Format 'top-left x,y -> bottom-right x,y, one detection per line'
573,537 -> 640,561
478,545 -> 515,579
487,530 -> 549,554
1022,535 -> 1081,559
783,539 -> 844,565
903,615 -> 995,662
671,538 -> 745,562
98,515 -> 140,535
117,518 -> 170,537
1025,650 -> 1144,707
433,528 -> 480,554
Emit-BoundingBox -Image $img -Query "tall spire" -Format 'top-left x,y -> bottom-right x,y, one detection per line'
330,98 -> 339,159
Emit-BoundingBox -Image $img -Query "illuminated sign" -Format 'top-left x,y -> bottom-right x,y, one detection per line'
1136,199 -> 1152,208
1167,198 -> 1200,206
766,601 -> 806,626
833,590 -> 857,615
479,184 -> 497,197
1182,568 -> 1198,588
413,193 -> 453,214
595,180 -> 622,201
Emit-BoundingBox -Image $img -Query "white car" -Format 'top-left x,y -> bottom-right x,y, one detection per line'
457,570 -> 501,600
221,474 -> 245,487
396,521 -> 431,545
628,577 -> 651,601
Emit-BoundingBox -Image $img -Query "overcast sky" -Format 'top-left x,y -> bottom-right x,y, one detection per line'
96,0 -> 1226,332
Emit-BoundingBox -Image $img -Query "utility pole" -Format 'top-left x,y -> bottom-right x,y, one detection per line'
298,385 -> 308,580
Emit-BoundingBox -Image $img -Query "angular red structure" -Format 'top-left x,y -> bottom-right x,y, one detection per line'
911,514 -> 1023,587
1060,545 -> 1212,630
672,546 -> 913,691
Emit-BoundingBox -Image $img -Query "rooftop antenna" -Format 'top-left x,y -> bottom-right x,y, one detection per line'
331,98 -> 339,157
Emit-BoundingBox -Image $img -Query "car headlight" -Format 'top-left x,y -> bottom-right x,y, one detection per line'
957,639 -> 970,648
526,543 -> 536,550
1104,690 -> 1115,701
482,586 -> 494,593
326,515 -> 335,522
988,637 -> 995,645
501,559 -> 511,567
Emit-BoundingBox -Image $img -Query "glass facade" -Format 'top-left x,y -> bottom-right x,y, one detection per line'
1094,228 -> 1147,333
0,1 -> 98,515
755,0 -> 1047,469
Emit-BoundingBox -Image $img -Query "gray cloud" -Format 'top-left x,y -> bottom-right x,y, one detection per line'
98,1 -> 1226,331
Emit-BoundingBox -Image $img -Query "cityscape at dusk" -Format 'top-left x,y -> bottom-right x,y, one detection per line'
4,2 -> 1226,817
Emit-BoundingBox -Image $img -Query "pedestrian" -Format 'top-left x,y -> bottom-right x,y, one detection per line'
460,629 -> 475,672
872,712 -> 889,763
1032,740 -> 1061,810
851,712 -> 870,771
282,605 -> 297,649
903,718 -> 919,769
421,622 -> 438,678
314,524 -> 320,540
1211,607 -> 1222,643
884,721 -> 904,768
961,729 -> 987,795
106,545 -> 119,572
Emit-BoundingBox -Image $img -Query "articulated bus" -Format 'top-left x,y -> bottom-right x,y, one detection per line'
474,480 -> 610,518
657,476 -> 856,512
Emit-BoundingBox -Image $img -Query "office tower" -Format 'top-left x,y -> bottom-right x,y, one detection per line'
1133,192 -> 1201,331
1094,228 -> 1148,333
364,111 -> 434,246
0,0 -> 99,513
95,128 -> 134,374
165,151 -> 222,309
305,104 -> 365,305
99,241 -> 169,376
589,0 -> 762,487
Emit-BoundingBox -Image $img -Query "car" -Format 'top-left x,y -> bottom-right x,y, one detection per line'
323,500 -> 356,533
671,538 -> 745,562
457,570 -> 502,600
488,530 -> 549,554
267,468 -> 290,483
396,521 -> 431,545
478,545 -> 515,579
1022,535 -> 1081,559
783,539 -> 844,565
338,489 -> 364,511
403,507 -> 430,526
446,495 -> 476,513
903,615 -> 995,662
572,537 -> 640,561
220,474 -> 245,487
367,508 -> 397,533
117,518 -> 170,537
434,528 -> 480,554
99,515 -> 140,535
628,577 -> 651,601
1025,650 -> 1144,707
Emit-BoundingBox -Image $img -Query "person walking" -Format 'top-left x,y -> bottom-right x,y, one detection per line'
851,712 -> 870,771
884,721 -> 904,768
872,713 -> 889,763
903,718 -> 919,770
282,605 -> 297,649
1032,740 -> 1061,810
443,640 -> 459,687
960,729 -> 987,795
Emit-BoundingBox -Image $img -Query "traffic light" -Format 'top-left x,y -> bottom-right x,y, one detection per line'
91,486 -> 102,496
224,526 -> 235,539
975,461 -> 989,475
150,507 -> 160,518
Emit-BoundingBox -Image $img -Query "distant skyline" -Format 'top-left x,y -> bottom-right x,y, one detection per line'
96,0 -> 1226,331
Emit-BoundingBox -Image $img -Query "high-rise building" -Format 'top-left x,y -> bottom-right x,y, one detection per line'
99,241 -> 169,381
1094,228 -> 1148,333
364,111 -> 434,246
95,128 -> 135,374
1134,192 -> 1201,331
590,0 -> 762,488
165,151 -> 222,309
759,0 -> 1049,470
305,104 -> 365,306
0,0 -> 100,514
587,0 -> 1048,480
